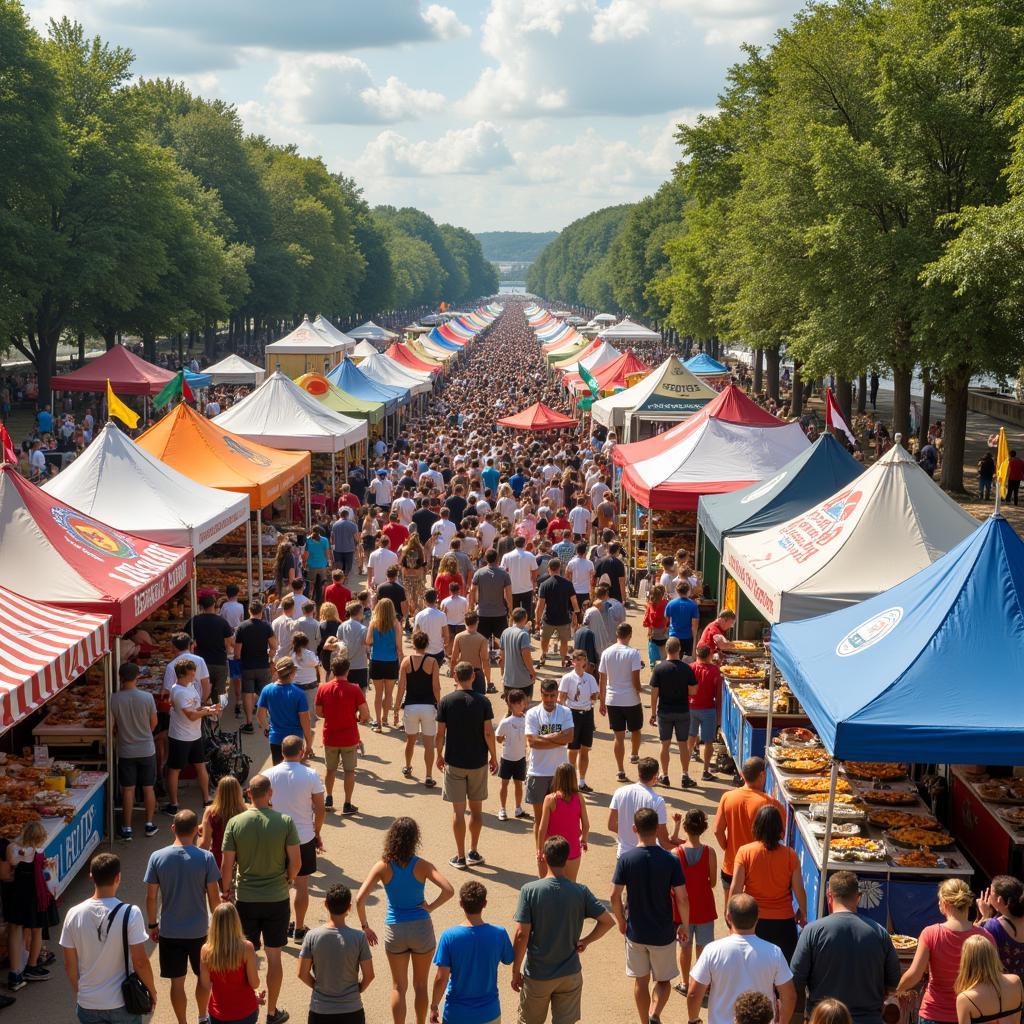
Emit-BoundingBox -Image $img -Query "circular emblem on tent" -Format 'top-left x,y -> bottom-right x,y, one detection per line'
303,375 -> 329,397
740,472 -> 787,504
836,607 -> 903,657
50,507 -> 137,559
222,436 -> 273,467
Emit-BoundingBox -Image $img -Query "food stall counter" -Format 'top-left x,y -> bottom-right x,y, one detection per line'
950,767 -> 1024,878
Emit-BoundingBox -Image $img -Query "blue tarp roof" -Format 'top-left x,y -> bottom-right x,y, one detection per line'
425,327 -> 461,351
698,434 -> 863,551
184,369 -> 212,389
684,353 -> 729,375
325,358 -> 405,413
771,515 -> 1024,764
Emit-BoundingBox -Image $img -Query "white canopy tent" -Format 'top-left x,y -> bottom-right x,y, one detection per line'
312,315 -> 357,353
553,340 -> 621,376
348,320 -> 399,342
723,444 -> 978,622
350,340 -> 381,361
597,317 -> 662,343
358,352 -> 433,397
202,353 -> 266,386
265,317 -> 347,374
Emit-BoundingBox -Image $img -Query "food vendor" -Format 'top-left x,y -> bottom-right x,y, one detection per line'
699,608 -> 741,660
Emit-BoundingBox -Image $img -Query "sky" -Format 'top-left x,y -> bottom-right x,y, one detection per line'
22,0 -> 805,233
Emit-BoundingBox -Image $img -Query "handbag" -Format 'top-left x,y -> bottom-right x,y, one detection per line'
109,903 -> 153,1015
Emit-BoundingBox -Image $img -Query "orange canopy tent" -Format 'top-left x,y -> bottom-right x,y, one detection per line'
497,402 -> 579,431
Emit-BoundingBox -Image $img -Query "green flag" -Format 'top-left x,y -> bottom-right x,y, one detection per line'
579,363 -> 600,396
578,396 -> 594,411
153,370 -> 194,411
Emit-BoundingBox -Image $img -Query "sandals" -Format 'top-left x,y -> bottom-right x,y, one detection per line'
402,766 -> 413,778
424,777 -> 437,788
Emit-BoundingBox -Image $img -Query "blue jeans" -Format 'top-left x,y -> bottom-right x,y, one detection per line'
979,477 -> 993,500
77,1007 -> 141,1024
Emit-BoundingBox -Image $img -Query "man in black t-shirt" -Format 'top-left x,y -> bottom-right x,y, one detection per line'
535,559 -> 580,669
435,662 -> 498,870
412,499 -> 440,544
376,566 -> 408,627
186,593 -> 234,700
649,637 -> 698,788
444,485 -> 468,528
594,542 -> 627,604
234,602 -> 277,733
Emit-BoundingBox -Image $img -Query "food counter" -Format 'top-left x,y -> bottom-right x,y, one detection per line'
41,772 -> 108,896
950,767 -> 1024,878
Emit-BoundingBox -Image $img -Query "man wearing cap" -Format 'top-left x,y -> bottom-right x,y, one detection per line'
368,467 -> 393,511
257,658 -> 313,765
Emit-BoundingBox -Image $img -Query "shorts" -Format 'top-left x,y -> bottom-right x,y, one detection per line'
511,592 -> 534,616
541,623 -> 571,643
720,870 -> 733,888
208,664 -> 228,699
669,637 -> 693,656
430,651 -> 446,668
689,708 -> 716,743
568,709 -> 595,749
155,711 -> 170,735
624,938 -> 679,982
498,757 -> 526,781
298,837 -> 317,877
472,669 -> 485,694
607,704 -> 643,734
658,711 -> 691,742
370,659 -> 399,681
325,745 -> 358,773
518,971 -> 582,1024
525,775 -> 553,806
241,668 -> 271,694
404,705 -> 438,737
573,592 -> 590,609
237,898 -> 290,951
362,536 -> 376,554
442,764 -> 489,804
333,551 -> 354,573
687,920 -> 715,947
348,667 -> 368,689
383,918 -> 435,956
447,624 -> 465,643
228,658 -> 242,679
118,755 -> 157,789
167,737 -> 206,770
158,934 -> 205,979
269,744 -> 284,766
478,615 -> 508,639
309,1011 -> 365,1024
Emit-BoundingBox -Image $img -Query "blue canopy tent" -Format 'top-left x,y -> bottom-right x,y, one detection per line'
684,353 -> 729,375
425,327 -> 462,352
184,369 -> 212,390
326,358 -> 405,415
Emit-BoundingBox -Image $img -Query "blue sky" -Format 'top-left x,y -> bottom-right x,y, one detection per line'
23,0 -> 804,232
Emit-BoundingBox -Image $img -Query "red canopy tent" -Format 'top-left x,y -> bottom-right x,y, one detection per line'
436,324 -> 468,346
565,349 -> 650,392
497,402 -> 579,431
51,345 -> 175,396
0,463 -> 192,633
385,343 -> 441,375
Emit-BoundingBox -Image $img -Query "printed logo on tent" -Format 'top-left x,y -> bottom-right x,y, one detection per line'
302,375 -> 329,396
749,488 -> 863,569
740,473 -> 787,505
222,436 -> 273,467
836,607 -> 903,657
50,506 -> 137,559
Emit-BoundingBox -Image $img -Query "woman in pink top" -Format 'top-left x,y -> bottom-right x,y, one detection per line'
538,762 -> 590,880
899,879 -> 997,1024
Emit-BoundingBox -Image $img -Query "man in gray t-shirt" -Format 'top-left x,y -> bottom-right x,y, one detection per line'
500,610 -> 537,694
110,663 -> 159,840
470,551 -> 513,652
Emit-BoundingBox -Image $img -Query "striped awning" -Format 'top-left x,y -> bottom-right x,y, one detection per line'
0,587 -> 111,731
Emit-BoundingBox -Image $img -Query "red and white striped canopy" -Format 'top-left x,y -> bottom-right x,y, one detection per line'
0,586 -> 110,730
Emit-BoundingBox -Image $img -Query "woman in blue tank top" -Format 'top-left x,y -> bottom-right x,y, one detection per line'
364,597 -> 402,732
355,817 -> 454,1024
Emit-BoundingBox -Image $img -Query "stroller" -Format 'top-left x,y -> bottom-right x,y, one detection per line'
202,715 -> 252,789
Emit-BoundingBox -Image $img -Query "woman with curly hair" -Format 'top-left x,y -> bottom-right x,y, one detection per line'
399,533 -> 427,618
432,553 -> 460,603
355,817 -> 454,1024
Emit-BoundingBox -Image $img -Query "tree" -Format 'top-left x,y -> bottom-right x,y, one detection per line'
440,224 -> 498,301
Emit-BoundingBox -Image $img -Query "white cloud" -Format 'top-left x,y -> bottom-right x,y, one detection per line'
236,100 -> 317,150
591,0 -> 651,43
422,3 -> 472,39
356,122 -> 515,177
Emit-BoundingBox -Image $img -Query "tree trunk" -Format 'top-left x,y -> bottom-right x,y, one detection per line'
142,331 -> 156,362
939,363 -> 971,493
204,322 -> 216,361
765,346 -> 781,402
176,332 -> 183,364
891,364 -> 912,442
77,330 -> 85,365
753,348 -> 763,394
34,329 -> 59,406
918,369 -> 933,446
857,373 -> 867,414
791,362 -> 803,416
103,327 -> 116,350
836,375 -> 853,425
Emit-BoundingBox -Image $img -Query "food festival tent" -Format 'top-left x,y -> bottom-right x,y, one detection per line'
597,318 -> 662,343
0,463 -> 193,633
51,344 -> 174,396
435,323 -> 471,346
591,356 -> 717,435
385,343 -> 442,375
497,402 -> 578,431
613,385 -> 810,510
213,371 -> 367,454
312,315 -> 357,352
359,352 -> 432,397
424,328 -> 462,352
410,337 -> 457,363
184,369 -> 212,390
202,354 -> 266,386
723,444 -> 978,622
326,358 -> 405,413
265,317 -> 347,376
564,350 -> 649,393
295,373 -> 385,427
0,586 -> 110,731
347,321 -> 399,342
553,340 -> 622,376
698,434 -> 863,552
592,313 -> 618,324
685,353 -> 729,376
44,421 -> 249,552
349,340 -> 381,360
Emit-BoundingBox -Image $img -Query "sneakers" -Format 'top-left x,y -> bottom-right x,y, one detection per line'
486,684 -> 498,693
449,855 -> 467,869
240,723 -> 254,734
513,807 -> 531,820
24,966 -> 50,982
424,777 -> 436,788
467,850 -> 484,865
658,775 -> 671,787
234,703 -> 242,717
702,770 -> 714,782
267,1010 -> 290,1024
6,974 -> 24,992
402,766 -> 413,777
161,804 -> 179,816
498,808 -> 508,821
144,822 -> 159,837
343,803 -> 358,814
325,794 -> 334,809
293,928 -> 308,943
629,754 -> 640,765
681,775 -> 697,789
579,781 -> 593,793
616,770 -> 627,782
118,826 -> 133,841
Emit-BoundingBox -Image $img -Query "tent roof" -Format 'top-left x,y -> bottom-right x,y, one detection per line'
0,586 -> 110,732
347,320 -> 399,342
51,345 -> 175,396
326,359 -> 404,411
597,317 -> 662,342
593,313 -> 618,323
591,356 -> 717,429
44,422 -> 249,552
0,464 -> 192,633
424,328 -> 461,352
311,315 -> 356,348
698,434 -> 864,551
566,349 -> 649,391
497,402 -> 578,431
213,372 -> 367,453
136,403 -> 310,510
350,340 -> 380,359
436,323 -> 469,345
685,352 -> 729,375
723,444 -> 978,622
771,515 -> 1019,763
202,353 -> 266,386
359,353 -> 432,396
265,318 -> 346,355
294,373 -> 385,426
385,343 -> 441,375
554,340 -> 621,375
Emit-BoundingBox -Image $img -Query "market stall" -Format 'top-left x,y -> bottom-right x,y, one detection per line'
311,315 -> 358,354
684,352 -> 731,390
359,352 -> 433,399
596,317 -> 662,346
347,320 -> 399,343
264,317 -> 348,378
496,402 -> 579,431
202,353 -> 266,387
384,342 -> 443,376
294,373 -> 386,428
50,344 -> 175,396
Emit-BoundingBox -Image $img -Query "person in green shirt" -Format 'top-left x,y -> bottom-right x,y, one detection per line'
220,774 -> 300,1024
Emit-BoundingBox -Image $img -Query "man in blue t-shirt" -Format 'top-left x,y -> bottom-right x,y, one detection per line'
509,468 -> 526,497
664,580 -> 700,655
431,881 -> 513,1024
257,657 -> 311,764
481,458 -> 500,495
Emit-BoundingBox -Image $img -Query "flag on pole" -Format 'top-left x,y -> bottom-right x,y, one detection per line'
825,387 -> 856,445
579,363 -> 600,397
153,369 -> 195,411
996,426 -> 1010,500
0,424 -> 17,464
106,379 -> 139,428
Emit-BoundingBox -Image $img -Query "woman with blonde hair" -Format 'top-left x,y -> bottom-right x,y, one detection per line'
432,553 -> 460,603
810,1000 -> 854,1024
198,903 -> 263,1024
317,601 -> 342,672
365,597 -> 403,731
956,934 -> 1022,1024
495,483 -> 518,524
200,776 -> 247,867
399,533 -> 427,617
899,879 -> 998,1024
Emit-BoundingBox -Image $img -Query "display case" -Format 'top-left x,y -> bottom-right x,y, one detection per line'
950,767 -> 1024,878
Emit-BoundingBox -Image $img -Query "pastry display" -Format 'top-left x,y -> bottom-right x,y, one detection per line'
775,756 -> 831,774
721,665 -> 766,680
844,762 -> 907,781
787,777 -> 852,795
868,810 -> 941,831
777,727 -> 819,747
892,849 -> 940,868
861,789 -> 918,805
976,779 -> 1024,805
886,826 -> 955,849
730,641 -> 761,653
826,837 -> 886,862
805,820 -> 861,837
891,934 -> 919,951
807,792 -> 860,805
998,807 -> 1024,828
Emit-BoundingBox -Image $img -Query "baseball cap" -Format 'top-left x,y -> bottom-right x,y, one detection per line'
376,468 -> 387,476
275,656 -> 296,675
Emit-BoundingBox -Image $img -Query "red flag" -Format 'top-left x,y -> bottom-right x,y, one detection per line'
0,425 -> 17,465
181,373 -> 194,403
825,387 -> 856,445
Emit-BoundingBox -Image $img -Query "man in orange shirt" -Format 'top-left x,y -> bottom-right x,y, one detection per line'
714,756 -> 783,903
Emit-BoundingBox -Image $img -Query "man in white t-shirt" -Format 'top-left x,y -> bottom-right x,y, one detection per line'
500,537 -> 538,618
557,650 -> 600,793
687,894 -> 796,1024
567,499 -> 592,539
165,659 -> 219,813
264,735 -> 325,937
163,633 -> 212,701
429,507 -> 457,575
368,469 -> 393,509
607,758 -> 674,857
598,622 -> 644,780
367,536 -> 399,593
220,586 -> 245,632
413,590 -> 449,663
391,492 -> 416,526
61,851 -> 157,1018
566,543 -> 595,606
524,680 -> 574,850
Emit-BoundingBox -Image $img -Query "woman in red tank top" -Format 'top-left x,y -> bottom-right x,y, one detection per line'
200,777 -> 247,868
199,904 -> 263,1024
671,809 -> 719,994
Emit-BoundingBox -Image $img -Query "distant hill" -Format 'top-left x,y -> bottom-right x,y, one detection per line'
475,231 -> 559,263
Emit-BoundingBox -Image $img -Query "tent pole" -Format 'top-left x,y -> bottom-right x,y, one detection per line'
718,557 -> 727,611
305,475 -> 312,531
645,504 -> 653,600
189,573 -> 198,621
342,448 -> 348,500
104,651 -> 115,848
818,762 -> 839,919
245,516 -> 254,601
257,509 -> 264,594
331,452 -> 337,503
765,660 -> 777,752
